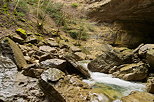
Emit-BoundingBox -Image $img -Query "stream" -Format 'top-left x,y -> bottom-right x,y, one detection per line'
78,60 -> 146,101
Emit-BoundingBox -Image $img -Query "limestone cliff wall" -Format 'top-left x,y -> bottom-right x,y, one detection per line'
87,0 -> 154,22
86,0 -> 154,48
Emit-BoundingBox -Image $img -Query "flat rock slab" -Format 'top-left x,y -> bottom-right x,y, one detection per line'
39,46 -> 56,52
47,40 -> 59,47
70,46 -> 82,52
40,59 -> 67,70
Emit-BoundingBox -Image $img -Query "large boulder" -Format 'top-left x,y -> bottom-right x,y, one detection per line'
64,53 -> 90,78
88,44 -> 123,73
121,91 -> 154,102
138,44 -> 154,70
112,62 -> 148,81
113,47 -> 134,63
0,56 -> 45,102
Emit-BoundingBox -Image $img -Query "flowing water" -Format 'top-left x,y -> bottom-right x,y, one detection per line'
77,60 -> 146,101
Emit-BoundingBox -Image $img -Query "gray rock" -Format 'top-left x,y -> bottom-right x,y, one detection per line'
0,56 -> 45,102
40,59 -> 66,70
39,46 -> 56,52
69,76 -> 90,88
41,68 -> 65,82
24,55 -> 32,62
47,40 -> 59,47
0,38 -> 28,70
70,46 -> 82,52
39,53 -> 53,62
146,49 -> 154,69
23,68 -> 44,78
87,0 -> 154,47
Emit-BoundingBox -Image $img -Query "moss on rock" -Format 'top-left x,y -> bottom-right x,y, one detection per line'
16,28 -> 27,39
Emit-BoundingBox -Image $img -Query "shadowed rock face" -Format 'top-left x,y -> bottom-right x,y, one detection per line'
87,0 -> 154,48
38,79 -> 66,102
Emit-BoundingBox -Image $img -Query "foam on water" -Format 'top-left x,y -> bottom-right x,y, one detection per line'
83,72 -> 146,96
78,60 -> 146,96
90,72 -> 145,88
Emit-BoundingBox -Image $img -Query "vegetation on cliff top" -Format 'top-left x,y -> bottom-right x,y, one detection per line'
0,0 -> 91,42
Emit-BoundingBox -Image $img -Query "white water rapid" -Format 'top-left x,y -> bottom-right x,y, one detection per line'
83,72 -> 146,96
78,60 -> 146,97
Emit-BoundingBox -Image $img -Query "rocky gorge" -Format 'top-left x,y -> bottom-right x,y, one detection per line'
0,0 -> 154,102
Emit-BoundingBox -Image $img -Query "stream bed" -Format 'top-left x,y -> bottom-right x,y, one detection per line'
78,60 -> 146,101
